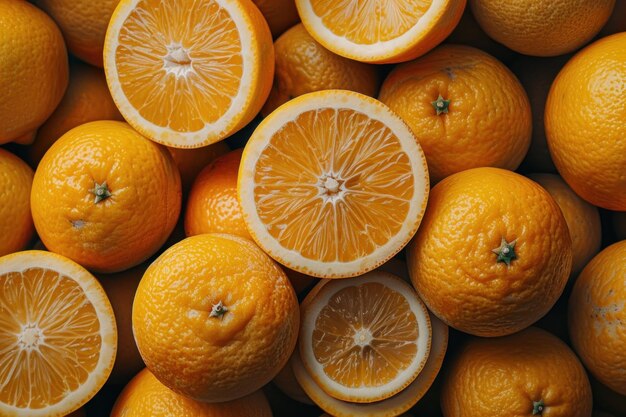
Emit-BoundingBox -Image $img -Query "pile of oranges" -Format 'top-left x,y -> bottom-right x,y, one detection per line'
0,0 -> 625,416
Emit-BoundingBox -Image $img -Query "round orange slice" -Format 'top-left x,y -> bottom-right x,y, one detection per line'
103,0 -> 274,148
0,251 -> 116,417
238,90 -> 429,278
298,271 -> 432,403
295,0 -> 466,63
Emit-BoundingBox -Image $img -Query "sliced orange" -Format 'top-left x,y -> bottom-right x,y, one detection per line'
295,0 -> 466,63
0,251 -> 116,417
238,90 -> 429,278
103,0 -> 274,148
298,272 -> 432,403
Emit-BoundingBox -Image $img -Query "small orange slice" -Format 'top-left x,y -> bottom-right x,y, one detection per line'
238,90 -> 429,278
104,0 -> 274,148
0,251 -> 116,417
299,272 -> 432,403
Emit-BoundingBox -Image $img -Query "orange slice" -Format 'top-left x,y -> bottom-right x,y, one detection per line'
103,0 -> 274,148
299,272 -> 432,403
238,90 -> 429,278
0,251 -> 116,417
295,0 -> 466,64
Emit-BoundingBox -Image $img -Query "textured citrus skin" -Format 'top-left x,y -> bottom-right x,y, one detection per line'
529,174 -> 601,275
470,0 -> 614,56
441,327 -> 593,417
31,121 -> 181,273
252,0 -> 300,37
569,241 -> 626,396
545,33 -> 626,211
37,0 -> 120,67
407,167 -> 572,337
0,150 -> 34,257
0,0 -> 68,144
28,62 -> 124,167
379,45 -> 531,183
132,234 -> 299,402
111,368 -> 273,417
185,149 -> 250,239
167,142 -> 230,193
262,24 -> 380,115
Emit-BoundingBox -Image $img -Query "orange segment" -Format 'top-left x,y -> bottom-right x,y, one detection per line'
0,251 -> 116,417
239,90 -> 429,278
299,272 -> 431,403
104,0 -> 274,147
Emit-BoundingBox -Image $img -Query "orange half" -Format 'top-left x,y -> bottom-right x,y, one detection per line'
0,251 -> 116,417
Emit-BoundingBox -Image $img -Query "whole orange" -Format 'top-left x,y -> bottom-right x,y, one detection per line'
0,149 -> 34,257
111,368 -> 272,417
36,0 -> 120,67
262,23 -> 380,115
167,142 -> 229,194
28,61 -> 124,167
569,241 -> 626,395
252,0 -> 299,37
441,327 -> 592,417
31,121 -> 181,273
0,0 -> 68,144
184,149 -> 250,239
378,44 -> 531,183
545,33 -> 626,211
132,234 -> 299,402
470,0 -> 614,56
407,167 -> 572,337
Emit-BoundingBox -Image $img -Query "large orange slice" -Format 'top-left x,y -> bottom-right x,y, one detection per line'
238,90 -> 429,278
0,251 -> 116,417
295,0 -> 466,63
103,0 -> 274,148
298,272 -> 432,403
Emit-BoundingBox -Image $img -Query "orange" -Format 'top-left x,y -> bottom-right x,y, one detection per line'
111,368 -> 273,417
31,121 -> 181,273
299,272 -> 432,403
96,265 -> 146,385
0,250 -> 116,417
273,356 -> 314,405
0,149 -> 34,257
238,90 -> 429,278
407,167 -> 572,337
132,234 -> 299,402
569,241 -> 626,395
28,61 -> 124,167
252,0 -> 300,37
185,148 -> 250,239
378,44 -> 531,183
545,33 -> 626,211
167,141 -> 229,193
529,174 -> 601,275
470,0 -> 615,56
441,327 -> 592,417
104,0 -> 274,148
36,0 -> 120,67
293,312 -> 448,417
262,23 -> 380,115
295,0 -> 466,63
0,0 -> 68,145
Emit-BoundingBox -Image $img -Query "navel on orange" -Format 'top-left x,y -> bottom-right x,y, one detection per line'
0,251 -> 116,417
238,90 -> 429,278
104,0 -> 274,148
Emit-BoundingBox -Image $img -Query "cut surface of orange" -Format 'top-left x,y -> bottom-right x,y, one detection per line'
294,310 -> 447,416
299,272 -> 431,403
238,90 -> 429,278
0,251 -> 116,417
104,0 -> 274,148
295,0 -> 466,63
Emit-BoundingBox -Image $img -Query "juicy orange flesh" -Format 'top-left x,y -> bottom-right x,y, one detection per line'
254,108 -> 414,263
115,0 -> 243,132
310,0 -> 431,44
0,268 -> 101,409
312,282 -> 418,388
